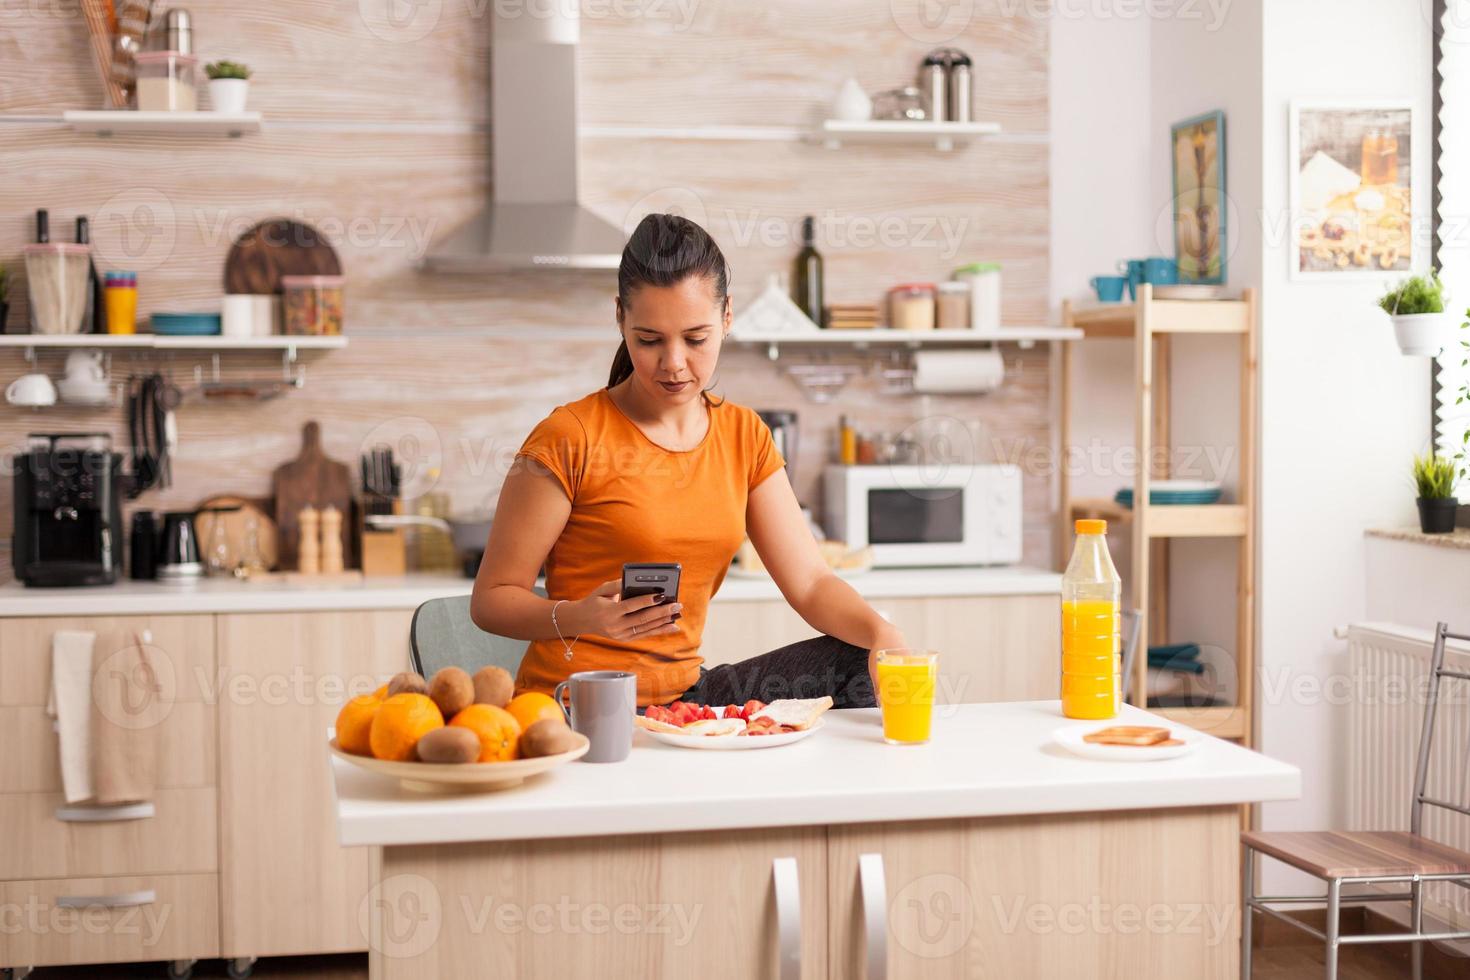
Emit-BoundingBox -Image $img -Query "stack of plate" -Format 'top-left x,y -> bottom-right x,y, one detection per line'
1114,480 -> 1222,508
152,312 -> 222,336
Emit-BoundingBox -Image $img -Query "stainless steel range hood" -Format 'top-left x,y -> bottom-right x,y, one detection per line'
423,6 -> 624,272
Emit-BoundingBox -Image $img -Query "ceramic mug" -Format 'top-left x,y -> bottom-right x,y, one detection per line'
6,372 -> 57,407
1142,257 -> 1179,286
1117,258 -> 1145,300
553,670 -> 636,763
63,350 -> 105,385
1090,275 -> 1128,303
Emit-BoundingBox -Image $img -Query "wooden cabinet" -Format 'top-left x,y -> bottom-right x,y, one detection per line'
375,827 -> 829,979
215,610 -> 413,959
701,595 -> 1059,705
826,807 -> 1239,979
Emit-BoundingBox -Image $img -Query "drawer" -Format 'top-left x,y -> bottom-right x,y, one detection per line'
0,788 -> 217,880
0,702 -> 216,794
0,615 -> 216,707
0,872 -> 218,968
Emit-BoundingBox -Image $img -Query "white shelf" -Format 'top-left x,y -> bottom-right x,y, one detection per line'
0,334 -> 346,352
815,119 -> 1002,151
732,327 -> 1080,345
63,110 -> 263,137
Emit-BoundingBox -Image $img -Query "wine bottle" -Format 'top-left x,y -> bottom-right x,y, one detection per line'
792,215 -> 824,327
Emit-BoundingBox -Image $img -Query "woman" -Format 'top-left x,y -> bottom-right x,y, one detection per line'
471,213 -> 908,710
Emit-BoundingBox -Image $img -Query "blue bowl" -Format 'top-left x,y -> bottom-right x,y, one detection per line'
152,313 -> 222,336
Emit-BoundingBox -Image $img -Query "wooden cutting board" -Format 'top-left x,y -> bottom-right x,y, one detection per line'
224,219 -> 343,296
271,421 -> 353,571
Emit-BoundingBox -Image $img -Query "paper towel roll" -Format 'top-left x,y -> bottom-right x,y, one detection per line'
911,349 -> 1004,394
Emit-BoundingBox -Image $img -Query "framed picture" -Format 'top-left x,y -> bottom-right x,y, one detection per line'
1289,101 -> 1416,280
1171,110 -> 1226,284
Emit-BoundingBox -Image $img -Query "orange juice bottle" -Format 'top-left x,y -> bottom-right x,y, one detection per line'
1061,519 -> 1122,720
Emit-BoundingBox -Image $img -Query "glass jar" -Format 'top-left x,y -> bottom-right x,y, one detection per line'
134,51 -> 198,111
888,283 -> 936,331
935,281 -> 970,330
953,262 -> 1002,333
281,275 -> 345,336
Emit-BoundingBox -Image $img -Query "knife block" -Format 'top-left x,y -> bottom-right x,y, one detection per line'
358,499 -> 407,577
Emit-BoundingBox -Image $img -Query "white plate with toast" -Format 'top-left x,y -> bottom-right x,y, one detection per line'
641,720 -> 824,750
1051,723 -> 1202,762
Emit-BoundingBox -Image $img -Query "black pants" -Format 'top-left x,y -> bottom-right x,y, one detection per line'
670,634 -> 876,709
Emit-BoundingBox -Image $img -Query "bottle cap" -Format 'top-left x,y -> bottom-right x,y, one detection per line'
1075,519 -> 1107,535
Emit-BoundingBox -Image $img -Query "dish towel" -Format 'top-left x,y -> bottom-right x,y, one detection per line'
46,630 -> 97,804
90,629 -> 162,805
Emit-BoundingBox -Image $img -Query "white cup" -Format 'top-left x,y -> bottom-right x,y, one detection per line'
222,294 -> 255,338
7,373 -> 58,407
63,350 -> 105,385
249,295 -> 276,336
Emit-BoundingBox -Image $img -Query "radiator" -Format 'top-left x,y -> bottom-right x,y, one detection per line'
1347,623 -> 1470,929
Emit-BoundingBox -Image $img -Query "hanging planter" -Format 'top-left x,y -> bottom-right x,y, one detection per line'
1380,272 -> 1454,356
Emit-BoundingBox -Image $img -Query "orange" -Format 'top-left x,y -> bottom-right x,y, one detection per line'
449,704 -> 522,762
335,692 -> 384,756
369,693 -> 445,762
505,692 -> 565,733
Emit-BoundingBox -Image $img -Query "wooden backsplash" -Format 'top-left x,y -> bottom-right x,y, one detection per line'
0,0 -> 1052,581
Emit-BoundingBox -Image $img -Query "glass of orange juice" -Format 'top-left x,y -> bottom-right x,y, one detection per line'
875,649 -> 939,745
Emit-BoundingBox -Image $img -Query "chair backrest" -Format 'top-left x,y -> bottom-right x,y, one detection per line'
409,592 -> 541,680
1410,621 -> 1470,834
1120,609 -> 1143,705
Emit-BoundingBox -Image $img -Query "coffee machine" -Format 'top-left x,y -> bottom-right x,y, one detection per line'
12,433 -> 125,587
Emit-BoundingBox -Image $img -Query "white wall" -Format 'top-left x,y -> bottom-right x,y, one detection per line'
1049,11 -> 1153,509
1257,0 -> 1433,854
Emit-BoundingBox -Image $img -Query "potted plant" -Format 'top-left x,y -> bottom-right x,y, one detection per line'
1380,272 -> 1452,356
205,60 -> 252,114
1412,451 -> 1460,534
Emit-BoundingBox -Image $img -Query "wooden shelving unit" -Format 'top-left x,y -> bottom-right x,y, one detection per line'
1058,285 -> 1258,746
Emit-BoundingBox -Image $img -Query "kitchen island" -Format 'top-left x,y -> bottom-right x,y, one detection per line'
332,701 -> 1298,979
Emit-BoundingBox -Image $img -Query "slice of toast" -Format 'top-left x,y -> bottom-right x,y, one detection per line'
750,696 -> 834,731
1082,725 -> 1170,746
635,714 -> 687,735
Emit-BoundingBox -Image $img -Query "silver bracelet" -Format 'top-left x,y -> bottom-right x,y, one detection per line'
552,599 -> 581,662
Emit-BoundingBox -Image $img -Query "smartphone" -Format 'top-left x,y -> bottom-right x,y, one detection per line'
621,562 -> 681,606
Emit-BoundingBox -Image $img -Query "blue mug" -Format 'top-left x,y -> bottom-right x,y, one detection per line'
1142,257 -> 1178,286
1090,275 -> 1128,303
1117,259 -> 1145,300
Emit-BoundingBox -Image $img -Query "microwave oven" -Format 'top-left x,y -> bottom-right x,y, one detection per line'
822,464 -> 1022,567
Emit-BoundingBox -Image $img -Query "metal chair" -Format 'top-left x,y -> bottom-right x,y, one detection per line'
408,591 -> 542,678
1241,621 -> 1470,979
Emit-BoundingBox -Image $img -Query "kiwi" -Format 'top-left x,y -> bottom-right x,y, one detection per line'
472,665 -> 515,708
415,726 -> 480,764
519,718 -> 577,759
387,671 -> 427,697
428,667 -> 474,719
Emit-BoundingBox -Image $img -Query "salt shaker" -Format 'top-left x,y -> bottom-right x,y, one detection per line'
319,505 -> 344,574
298,505 -> 320,575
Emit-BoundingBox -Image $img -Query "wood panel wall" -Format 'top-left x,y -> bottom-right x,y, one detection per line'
0,0 -> 1051,582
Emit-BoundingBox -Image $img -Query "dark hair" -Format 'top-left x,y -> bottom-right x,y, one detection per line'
609,213 -> 730,389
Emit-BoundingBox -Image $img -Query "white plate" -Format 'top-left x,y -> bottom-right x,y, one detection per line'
642,719 -> 824,750
329,734 -> 589,791
1051,723 -> 1201,762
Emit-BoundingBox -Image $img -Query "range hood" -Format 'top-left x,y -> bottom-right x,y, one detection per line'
423,7 -> 624,272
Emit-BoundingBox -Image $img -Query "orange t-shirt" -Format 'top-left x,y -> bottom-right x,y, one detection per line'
513,388 -> 786,706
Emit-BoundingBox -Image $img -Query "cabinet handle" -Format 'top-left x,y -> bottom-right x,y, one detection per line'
858,852 -> 888,980
57,889 -> 156,909
55,802 -> 155,822
772,856 -> 802,980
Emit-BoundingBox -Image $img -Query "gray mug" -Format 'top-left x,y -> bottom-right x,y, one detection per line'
553,670 -> 636,763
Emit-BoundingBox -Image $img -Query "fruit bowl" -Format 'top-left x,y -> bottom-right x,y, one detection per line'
328,732 -> 589,793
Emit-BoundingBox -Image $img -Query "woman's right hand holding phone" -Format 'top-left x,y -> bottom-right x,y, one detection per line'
564,580 -> 682,640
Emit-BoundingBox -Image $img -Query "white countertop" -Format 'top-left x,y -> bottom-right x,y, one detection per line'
0,566 -> 1060,617
330,700 -> 1299,847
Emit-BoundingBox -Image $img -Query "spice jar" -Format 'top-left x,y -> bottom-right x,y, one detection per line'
888,283 -> 936,331
134,51 -> 198,111
936,282 -> 970,331
281,275 -> 345,336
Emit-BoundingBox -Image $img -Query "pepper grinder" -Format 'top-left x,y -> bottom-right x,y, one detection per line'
297,505 -> 320,574
319,505 -> 344,574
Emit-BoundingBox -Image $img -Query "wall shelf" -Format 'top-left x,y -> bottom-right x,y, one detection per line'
730,326 -> 1081,360
814,119 -> 1002,151
0,334 -> 345,352
62,110 -> 263,138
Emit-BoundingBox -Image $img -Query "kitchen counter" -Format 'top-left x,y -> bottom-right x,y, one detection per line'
331,700 -> 1297,847
336,701 -> 1296,977
0,566 -> 1060,617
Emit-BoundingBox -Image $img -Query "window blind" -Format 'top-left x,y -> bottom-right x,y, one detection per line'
1435,2 -> 1470,461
